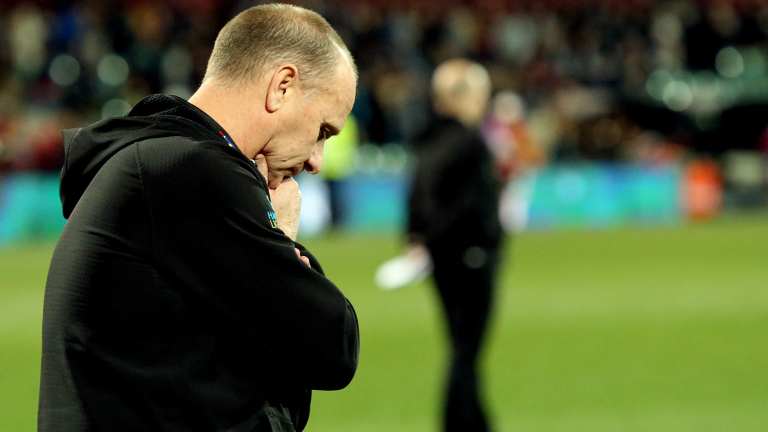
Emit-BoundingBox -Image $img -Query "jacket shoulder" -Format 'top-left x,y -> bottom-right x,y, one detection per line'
135,136 -> 261,185
134,135 -> 277,232
135,135 -> 230,166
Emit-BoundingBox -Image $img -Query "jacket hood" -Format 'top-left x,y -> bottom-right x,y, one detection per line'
60,95 -> 223,218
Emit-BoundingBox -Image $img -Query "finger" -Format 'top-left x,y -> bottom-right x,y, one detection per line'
294,248 -> 311,268
254,155 -> 268,180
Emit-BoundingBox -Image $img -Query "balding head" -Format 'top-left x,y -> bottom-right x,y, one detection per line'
432,59 -> 491,127
205,3 -> 356,90
189,4 -> 357,187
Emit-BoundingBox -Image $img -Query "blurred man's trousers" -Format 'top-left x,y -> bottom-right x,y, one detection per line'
430,243 -> 500,432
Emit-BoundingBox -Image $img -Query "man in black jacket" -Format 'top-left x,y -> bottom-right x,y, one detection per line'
408,59 -> 501,432
38,4 -> 359,432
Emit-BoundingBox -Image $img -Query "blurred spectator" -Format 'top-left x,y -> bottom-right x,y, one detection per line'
1,0 -> 767,173
483,91 -> 545,180
321,114 -> 360,229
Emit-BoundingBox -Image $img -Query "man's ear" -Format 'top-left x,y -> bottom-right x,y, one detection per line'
265,64 -> 299,113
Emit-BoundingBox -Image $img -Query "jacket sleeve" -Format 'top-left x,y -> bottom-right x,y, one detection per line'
138,139 -> 359,391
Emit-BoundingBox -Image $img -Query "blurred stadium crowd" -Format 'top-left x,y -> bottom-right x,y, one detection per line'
1,0 -> 767,184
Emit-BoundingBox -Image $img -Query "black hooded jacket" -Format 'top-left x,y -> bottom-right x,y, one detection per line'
407,116 -> 502,251
38,95 -> 359,432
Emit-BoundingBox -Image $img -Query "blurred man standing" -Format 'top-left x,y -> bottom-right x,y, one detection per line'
38,5 -> 359,432
407,59 -> 502,432
321,114 -> 360,230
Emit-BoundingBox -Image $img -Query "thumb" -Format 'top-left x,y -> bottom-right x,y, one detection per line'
254,155 -> 268,181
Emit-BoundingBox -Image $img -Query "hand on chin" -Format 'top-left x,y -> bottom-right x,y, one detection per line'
254,155 -> 285,190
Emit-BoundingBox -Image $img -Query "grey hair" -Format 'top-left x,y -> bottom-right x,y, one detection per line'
204,3 -> 356,88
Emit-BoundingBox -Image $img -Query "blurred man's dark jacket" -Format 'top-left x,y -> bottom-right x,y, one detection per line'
38,95 -> 359,432
407,115 -> 502,250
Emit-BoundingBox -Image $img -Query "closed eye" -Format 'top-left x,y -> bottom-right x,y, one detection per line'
318,122 -> 340,142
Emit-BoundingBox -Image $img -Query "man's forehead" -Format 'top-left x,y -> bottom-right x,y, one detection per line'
326,72 -> 356,128
334,66 -> 357,103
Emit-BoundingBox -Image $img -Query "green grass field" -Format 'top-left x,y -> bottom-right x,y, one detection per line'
2,216 -> 767,431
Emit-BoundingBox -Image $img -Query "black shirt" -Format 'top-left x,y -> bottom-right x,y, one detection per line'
407,116 -> 503,251
38,95 -> 359,432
